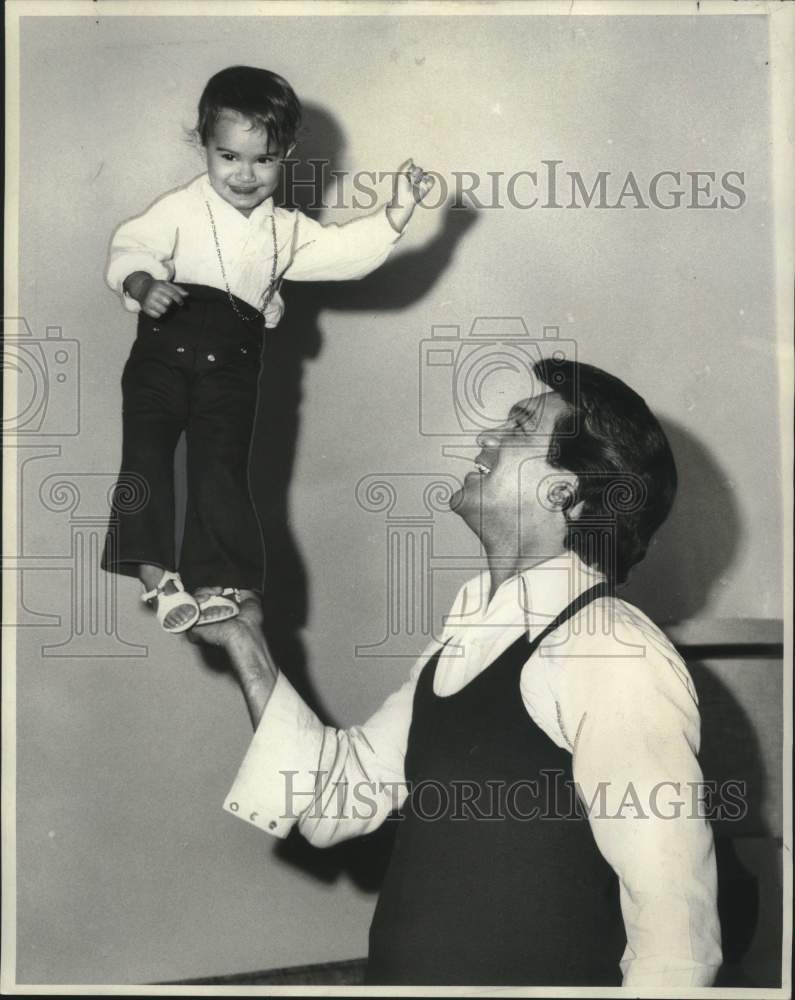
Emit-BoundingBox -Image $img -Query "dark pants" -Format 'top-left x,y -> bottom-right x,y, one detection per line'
102,284 -> 265,592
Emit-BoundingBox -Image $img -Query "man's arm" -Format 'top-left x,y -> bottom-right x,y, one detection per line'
189,594 -> 277,727
189,594 -> 422,846
560,613 -> 722,987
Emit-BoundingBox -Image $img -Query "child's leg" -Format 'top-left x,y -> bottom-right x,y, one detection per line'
179,352 -> 264,597
102,349 -> 190,602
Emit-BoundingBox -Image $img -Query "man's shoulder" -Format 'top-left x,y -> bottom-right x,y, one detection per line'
544,595 -> 697,703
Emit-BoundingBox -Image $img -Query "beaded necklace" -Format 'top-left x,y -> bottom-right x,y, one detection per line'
205,200 -> 279,324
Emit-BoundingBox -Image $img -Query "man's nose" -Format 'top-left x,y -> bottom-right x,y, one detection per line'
236,163 -> 255,180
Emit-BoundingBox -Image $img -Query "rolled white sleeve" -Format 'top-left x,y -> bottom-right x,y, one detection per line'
105,192 -> 181,312
283,205 -> 403,283
224,655 -> 427,846
561,621 -> 722,987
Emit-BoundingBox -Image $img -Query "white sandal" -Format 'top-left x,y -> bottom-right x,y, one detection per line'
194,588 -> 241,627
141,570 -> 200,634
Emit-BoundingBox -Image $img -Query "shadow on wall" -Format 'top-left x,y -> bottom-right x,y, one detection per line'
628,422 -> 781,984
624,417 -> 742,624
247,103 -> 478,716
691,657 -> 781,987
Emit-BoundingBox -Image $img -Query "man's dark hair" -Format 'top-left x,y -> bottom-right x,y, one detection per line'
534,359 -> 677,584
195,65 -> 302,153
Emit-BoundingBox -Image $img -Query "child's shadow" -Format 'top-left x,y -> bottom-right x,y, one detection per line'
248,105 -> 477,717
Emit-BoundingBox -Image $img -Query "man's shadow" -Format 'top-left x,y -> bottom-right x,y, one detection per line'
624,418 -> 740,623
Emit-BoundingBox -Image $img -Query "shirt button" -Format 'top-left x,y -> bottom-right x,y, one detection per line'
228,801 -> 239,812
240,346 -> 248,354
207,353 -> 216,362
152,325 -> 160,333
268,820 -> 277,830
176,346 -> 185,353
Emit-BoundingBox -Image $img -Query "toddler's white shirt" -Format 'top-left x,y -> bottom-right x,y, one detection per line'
106,173 -> 403,327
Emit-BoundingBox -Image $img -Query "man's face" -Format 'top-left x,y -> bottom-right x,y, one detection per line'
450,391 -> 575,546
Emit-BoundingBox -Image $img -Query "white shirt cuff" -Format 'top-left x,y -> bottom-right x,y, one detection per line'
223,672 -> 325,839
622,959 -> 721,988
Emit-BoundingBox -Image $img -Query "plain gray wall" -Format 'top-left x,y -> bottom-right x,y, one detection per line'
14,11 -> 782,984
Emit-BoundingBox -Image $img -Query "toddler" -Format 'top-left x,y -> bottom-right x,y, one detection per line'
102,65 -> 433,632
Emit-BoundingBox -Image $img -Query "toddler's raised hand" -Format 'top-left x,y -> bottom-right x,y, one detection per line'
387,159 -> 435,233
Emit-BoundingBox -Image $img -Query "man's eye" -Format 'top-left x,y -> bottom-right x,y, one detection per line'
258,157 -> 276,165
221,154 -> 235,161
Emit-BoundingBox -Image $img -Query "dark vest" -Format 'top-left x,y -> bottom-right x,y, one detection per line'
366,584 -> 625,986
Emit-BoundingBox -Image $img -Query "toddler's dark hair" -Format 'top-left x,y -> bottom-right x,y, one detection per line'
195,65 -> 302,153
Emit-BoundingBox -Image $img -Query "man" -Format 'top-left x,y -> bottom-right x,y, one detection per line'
190,359 -> 722,986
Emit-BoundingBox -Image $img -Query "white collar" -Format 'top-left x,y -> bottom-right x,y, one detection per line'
443,550 -> 606,641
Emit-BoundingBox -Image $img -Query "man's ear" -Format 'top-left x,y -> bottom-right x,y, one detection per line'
545,474 -> 579,513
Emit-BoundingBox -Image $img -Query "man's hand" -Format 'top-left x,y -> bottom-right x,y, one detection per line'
387,159 -> 435,233
188,591 -> 278,727
187,589 -> 264,651
123,271 -> 189,318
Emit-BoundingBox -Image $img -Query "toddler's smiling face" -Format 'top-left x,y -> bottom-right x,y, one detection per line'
205,109 -> 287,216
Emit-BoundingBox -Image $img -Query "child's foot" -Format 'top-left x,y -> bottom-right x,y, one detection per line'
193,587 -> 241,627
141,571 -> 200,633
